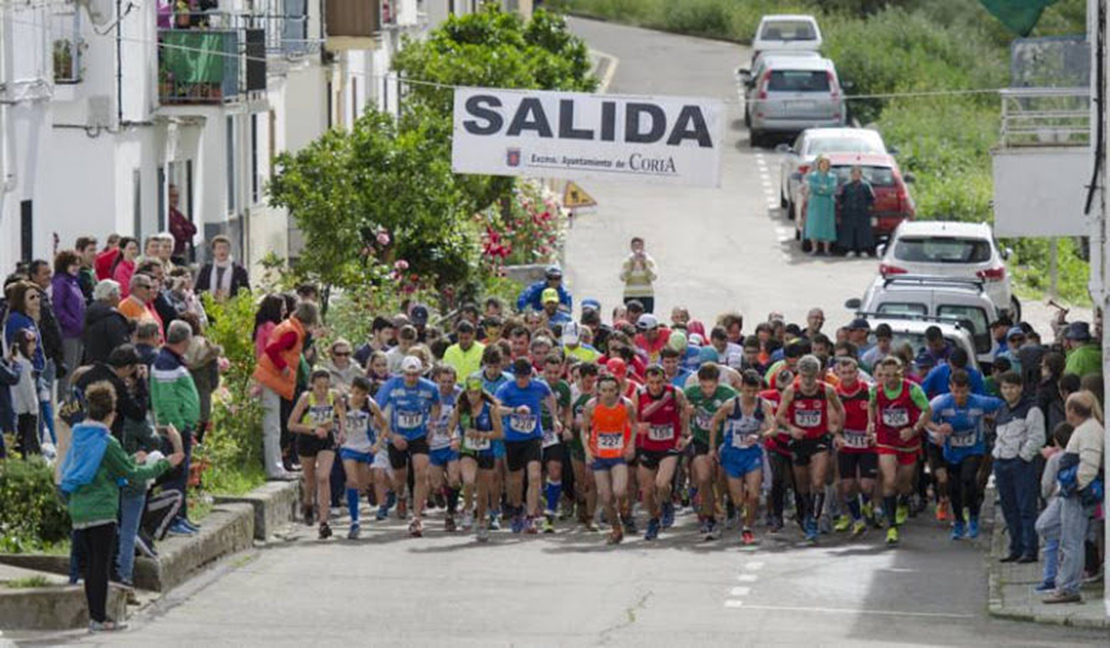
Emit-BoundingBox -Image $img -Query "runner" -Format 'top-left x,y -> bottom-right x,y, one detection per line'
660,346 -> 692,389
683,363 -> 737,540
472,346 -> 511,530
926,369 -> 1003,540
450,376 -> 504,542
776,355 -> 844,543
288,370 -> 347,540
376,356 -> 442,537
339,376 -> 388,539
869,356 -> 932,545
634,365 -> 689,540
709,370 -> 774,545
495,357 -> 562,534
832,357 -> 875,536
427,365 -> 462,532
568,362 -> 600,530
583,375 -> 637,545
540,354 -> 573,533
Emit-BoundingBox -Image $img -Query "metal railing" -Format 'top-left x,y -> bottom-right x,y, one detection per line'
999,87 -> 1091,148
158,28 -> 241,104
159,8 -> 320,56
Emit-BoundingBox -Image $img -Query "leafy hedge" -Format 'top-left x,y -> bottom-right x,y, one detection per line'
0,458 -> 69,553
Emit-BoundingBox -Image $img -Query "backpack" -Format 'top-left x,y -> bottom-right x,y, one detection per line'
1057,452 -> 1105,506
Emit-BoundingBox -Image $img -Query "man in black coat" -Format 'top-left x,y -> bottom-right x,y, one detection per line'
75,344 -> 148,442
83,280 -> 133,365
195,235 -> 250,300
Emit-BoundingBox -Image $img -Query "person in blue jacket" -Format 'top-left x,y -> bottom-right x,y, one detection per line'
920,347 -> 986,399
517,266 -> 572,313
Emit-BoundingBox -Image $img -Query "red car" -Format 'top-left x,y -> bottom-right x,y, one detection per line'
793,152 -> 915,250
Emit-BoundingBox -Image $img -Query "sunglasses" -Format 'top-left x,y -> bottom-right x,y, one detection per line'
333,351 -> 351,357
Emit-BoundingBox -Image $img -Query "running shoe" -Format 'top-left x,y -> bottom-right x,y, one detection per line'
88,619 -> 129,633
489,512 -> 502,531
967,517 -> 980,539
525,516 -> 539,535
577,506 -> 590,526
386,490 -> 397,510
542,515 -> 556,534
850,520 -> 867,537
704,518 -> 719,541
1033,580 -> 1057,594
741,528 -> 756,546
804,517 -> 818,544
818,515 -> 832,535
476,526 -> 490,543
181,519 -> 201,532
461,511 -> 475,531
607,526 -> 624,545
936,500 -> 950,522
950,521 -> 965,541
445,515 -> 457,533
895,503 -> 909,526
376,505 -> 389,521
397,498 -> 408,521
303,504 -> 315,526
319,522 -> 332,540
697,517 -> 710,536
408,518 -> 423,538
833,515 -> 851,533
347,524 -> 360,540
167,519 -> 196,537
861,501 -> 874,520
510,513 -> 524,534
622,515 -> 637,536
644,517 -> 661,541
885,527 -> 899,545
585,520 -> 599,532
661,501 -> 676,529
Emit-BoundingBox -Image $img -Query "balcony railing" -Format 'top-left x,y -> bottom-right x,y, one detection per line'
158,28 -> 241,105
999,87 -> 1091,148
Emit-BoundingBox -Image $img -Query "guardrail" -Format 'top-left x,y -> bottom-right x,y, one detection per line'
999,87 -> 1091,148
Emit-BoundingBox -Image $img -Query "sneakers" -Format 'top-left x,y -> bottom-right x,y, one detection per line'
461,511 -> 475,531
347,524 -> 360,540
89,619 -> 129,633
622,515 -> 637,536
833,515 -> 851,533
303,504 -> 315,526
697,518 -> 710,536
1043,590 -> 1082,604
397,498 -> 408,521
525,516 -> 539,535
318,522 -> 332,540
408,518 -> 424,538
861,501 -> 874,521
489,511 -> 502,531
542,514 -> 556,534
607,526 -> 624,545
804,517 -> 818,544
1033,580 -> 1057,594
661,501 -> 676,529
476,526 -> 490,543
935,500 -> 950,522
445,515 -> 457,533
967,517 -> 980,539
885,527 -> 899,545
850,520 -> 867,537
584,520 -> 599,532
704,518 -> 719,541
376,505 -> 389,521
510,513 -> 525,534
167,519 -> 196,537
741,528 -> 756,546
950,521 -> 965,540
644,517 -> 661,541
895,503 -> 909,526
818,515 -> 832,535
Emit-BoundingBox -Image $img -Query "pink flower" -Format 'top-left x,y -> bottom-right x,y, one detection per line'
394,259 -> 409,271
377,232 -> 391,246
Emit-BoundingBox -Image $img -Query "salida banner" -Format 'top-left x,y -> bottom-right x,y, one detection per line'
452,87 -> 724,188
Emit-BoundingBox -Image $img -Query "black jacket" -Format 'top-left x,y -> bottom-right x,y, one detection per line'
37,292 -> 66,371
82,302 -> 133,365
195,262 -> 250,298
75,362 -> 148,442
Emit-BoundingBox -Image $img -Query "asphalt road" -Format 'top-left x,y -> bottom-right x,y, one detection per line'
47,17 -> 1106,648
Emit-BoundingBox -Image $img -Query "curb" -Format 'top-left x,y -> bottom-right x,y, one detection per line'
0,582 -> 128,631
214,479 -> 301,541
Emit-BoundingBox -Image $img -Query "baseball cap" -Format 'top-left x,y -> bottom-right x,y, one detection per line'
511,357 -> 534,376
541,288 -> 560,304
606,358 -> 628,378
400,356 -> 423,374
848,318 -> 871,331
544,265 -> 563,279
561,322 -> 580,345
637,313 -> 659,330
689,333 -> 705,346
465,375 -> 483,391
410,305 -> 429,325
581,298 -> 601,312
1006,326 -> 1025,340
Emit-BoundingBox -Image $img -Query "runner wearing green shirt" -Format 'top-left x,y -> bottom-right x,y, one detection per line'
684,363 -> 737,540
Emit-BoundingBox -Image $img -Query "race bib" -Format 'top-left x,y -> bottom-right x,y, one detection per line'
731,429 -> 757,449
597,432 -> 624,454
542,427 -> 560,448
510,413 -> 537,433
695,412 -> 713,431
430,424 -> 452,448
882,407 -> 909,428
309,406 -> 333,425
648,424 -> 675,442
795,409 -> 821,428
844,430 -> 870,449
949,431 -> 976,448
397,410 -> 423,430
464,433 -> 490,452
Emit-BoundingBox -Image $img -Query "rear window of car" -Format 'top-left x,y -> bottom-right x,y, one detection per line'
809,138 -> 884,155
831,165 -> 895,186
937,305 -> 989,336
877,303 -> 927,317
761,21 -> 817,41
894,237 -> 993,264
768,70 -> 829,92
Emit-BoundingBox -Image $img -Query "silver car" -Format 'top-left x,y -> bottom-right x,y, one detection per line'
776,128 -> 888,216
742,54 -> 847,147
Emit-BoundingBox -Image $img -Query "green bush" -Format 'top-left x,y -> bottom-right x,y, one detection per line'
0,458 -> 70,553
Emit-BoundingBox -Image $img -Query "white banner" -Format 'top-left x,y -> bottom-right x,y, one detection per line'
452,87 -> 724,188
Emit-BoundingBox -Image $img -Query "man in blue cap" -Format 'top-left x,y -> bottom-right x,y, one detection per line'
997,326 -> 1026,375
517,265 -> 572,313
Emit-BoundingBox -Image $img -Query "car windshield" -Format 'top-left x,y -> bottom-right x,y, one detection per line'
768,70 -> 829,92
809,137 -> 884,155
831,165 -> 895,186
761,21 -> 817,41
894,237 -> 993,264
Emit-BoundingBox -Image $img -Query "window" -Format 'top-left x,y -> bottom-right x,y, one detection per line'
20,200 -> 32,263
251,113 -> 259,204
938,305 -> 992,353
352,76 -> 358,121
226,116 -> 237,214
831,165 -> 896,187
810,136 -> 884,155
326,81 -> 333,129
761,20 -> 817,41
894,237 -> 993,264
768,70 -> 829,93
877,303 -> 927,316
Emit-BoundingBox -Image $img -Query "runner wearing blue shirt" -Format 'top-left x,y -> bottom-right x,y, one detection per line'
495,357 -> 561,534
661,347 -> 692,389
926,369 -> 1003,540
376,356 -> 441,537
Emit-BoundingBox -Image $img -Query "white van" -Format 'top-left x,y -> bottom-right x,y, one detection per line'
751,15 -> 822,67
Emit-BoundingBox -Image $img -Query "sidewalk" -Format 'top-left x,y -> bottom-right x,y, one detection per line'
987,498 -> 1107,628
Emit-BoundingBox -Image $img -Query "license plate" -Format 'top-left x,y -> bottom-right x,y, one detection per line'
787,100 -> 815,110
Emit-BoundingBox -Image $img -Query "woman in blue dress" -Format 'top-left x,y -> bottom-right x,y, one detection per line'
803,156 -> 838,256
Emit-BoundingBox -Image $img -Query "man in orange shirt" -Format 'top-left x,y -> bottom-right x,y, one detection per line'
118,273 -> 163,342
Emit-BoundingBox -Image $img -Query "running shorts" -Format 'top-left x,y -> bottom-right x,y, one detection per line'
388,436 -> 430,470
837,450 -> 878,480
505,438 -> 542,472
721,446 -> 764,479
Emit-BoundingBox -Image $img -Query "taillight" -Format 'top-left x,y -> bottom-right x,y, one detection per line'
880,263 -> 907,277
757,71 -> 771,100
977,267 -> 1006,282
797,164 -> 810,176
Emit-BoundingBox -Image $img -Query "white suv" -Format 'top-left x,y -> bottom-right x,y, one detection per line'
878,221 -> 1017,319
750,15 -> 822,68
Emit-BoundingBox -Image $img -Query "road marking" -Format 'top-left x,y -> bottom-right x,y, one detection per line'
744,561 -> 764,571
729,586 -> 752,597
724,600 -> 745,608
884,568 -> 918,573
737,574 -> 758,583
590,49 -> 620,93
725,604 -> 975,619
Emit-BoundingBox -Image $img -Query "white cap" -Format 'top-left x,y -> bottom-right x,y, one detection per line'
637,313 -> 659,330
561,322 -> 580,345
401,356 -> 423,374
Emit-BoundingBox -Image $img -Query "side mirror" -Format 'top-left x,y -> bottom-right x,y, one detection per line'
844,298 -> 862,310
775,143 -> 792,154
903,172 -> 915,184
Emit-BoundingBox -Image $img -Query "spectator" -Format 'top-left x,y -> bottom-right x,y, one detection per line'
1063,322 -> 1101,379
110,237 -> 140,298
845,318 -> 872,356
9,328 -> 40,456
94,234 -> 121,281
1043,391 -> 1105,604
194,235 -> 250,301
990,315 -> 1014,358
443,321 -> 485,384
157,233 -> 176,271
180,312 -> 223,444
1038,351 -> 1068,438
4,281 -> 44,374
836,165 -> 876,256
60,380 -> 179,633
253,301 -> 321,480
861,323 -> 893,370
1034,422 -> 1074,594
620,237 -> 658,313
516,265 -> 572,313
253,294 -> 286,360
803,155 -> 837,256
134,321 -> 161,367
29,258 -> 67,384
75,344 -> 150,442
386,325 -> 419,374
354,316 -> 395,368
323,338 -> 360,393
165,267 -> 207,328
75,236 -> 98,304
914,326 -> 953,374
997,327 -> 1025,375
118,273 -> 164,338
993,371 -> 1045,564
82,280 -> 131,365
52,250 -> 87,396
167,184 -> 197,264
150,320 -> 201,534
137,261 -> 178,332
0,343 -> 21,456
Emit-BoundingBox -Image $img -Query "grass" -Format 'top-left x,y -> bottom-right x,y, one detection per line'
4,575 -> 52,589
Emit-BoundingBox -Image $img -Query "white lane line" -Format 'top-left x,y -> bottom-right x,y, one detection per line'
744,561 -> 765,571
724,600 -> 745,609
729,586 -> 752,597
726,604 -> 975,619
737,574 -> 758,583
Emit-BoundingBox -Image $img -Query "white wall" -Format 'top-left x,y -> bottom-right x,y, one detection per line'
992,147 -> 1092,237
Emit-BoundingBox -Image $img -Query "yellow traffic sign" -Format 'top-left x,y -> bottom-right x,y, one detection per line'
562,181 -> 597,209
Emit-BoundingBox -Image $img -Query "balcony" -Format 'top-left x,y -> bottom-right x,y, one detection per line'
159,28 -> 242,105
998,87 -> 1090,148
326,0 -> 382,50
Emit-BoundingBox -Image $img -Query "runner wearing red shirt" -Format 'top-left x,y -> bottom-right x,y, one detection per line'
634,365 -> 689,540
833,357 -> 875,536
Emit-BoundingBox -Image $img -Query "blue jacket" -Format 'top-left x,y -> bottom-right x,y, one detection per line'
516,281 -> 572,312
921,363 -> 986,399
4,312 -> 44,372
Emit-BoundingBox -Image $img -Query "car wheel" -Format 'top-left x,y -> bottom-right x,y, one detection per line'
1009,295 -> 1022,321
750,129 -> 763,148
